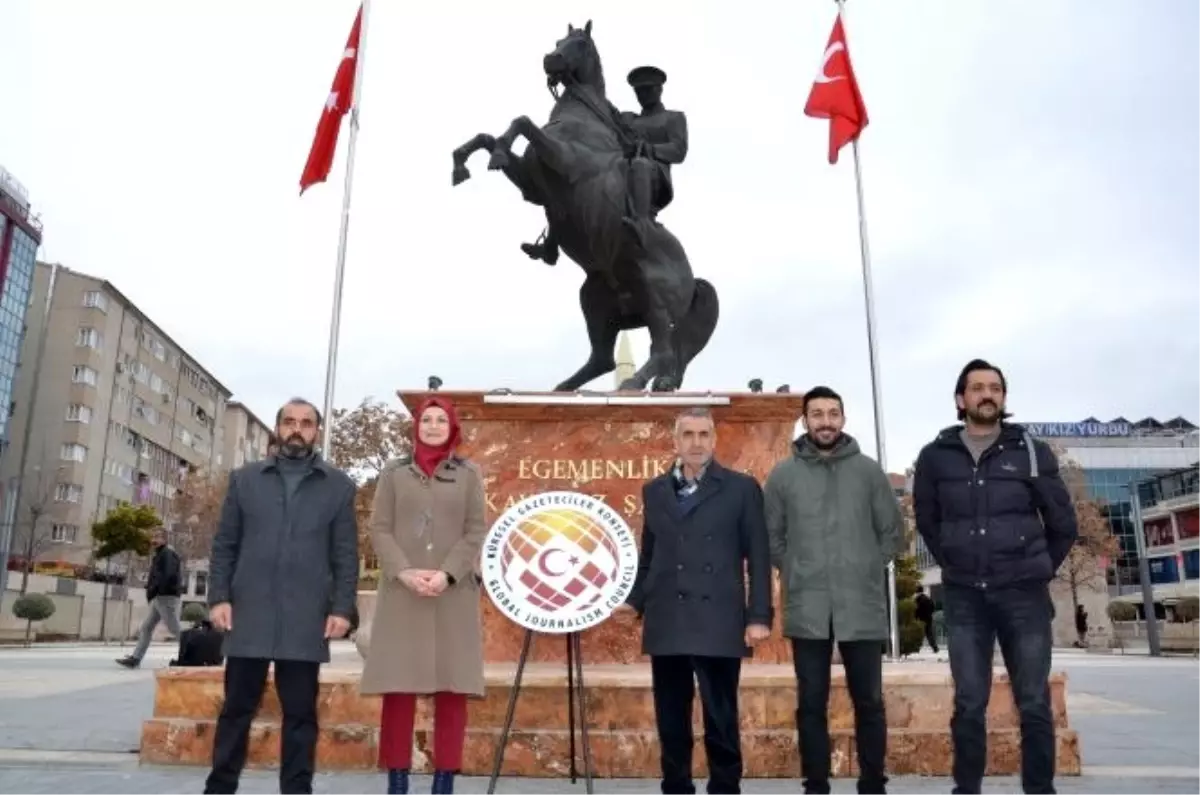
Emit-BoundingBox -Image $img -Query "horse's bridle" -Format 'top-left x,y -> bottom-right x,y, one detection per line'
547,73 -> 637,152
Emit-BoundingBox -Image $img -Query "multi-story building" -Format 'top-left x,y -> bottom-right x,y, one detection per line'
221,400 -> 273,470
1123,465 -> 1200,612
0,166 -> 41,457
0,262 -> 232,569
1022,417 -> 1199,592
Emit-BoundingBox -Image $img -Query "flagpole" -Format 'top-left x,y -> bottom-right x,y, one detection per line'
834,0 -> 900,662
321,0 -> 371,457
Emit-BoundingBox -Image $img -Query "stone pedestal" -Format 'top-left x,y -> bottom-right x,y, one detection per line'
139,662 -> 1081,777
395,390 -> 804,665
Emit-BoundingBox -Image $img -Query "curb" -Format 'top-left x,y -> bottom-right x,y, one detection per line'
0,748 -> 138,768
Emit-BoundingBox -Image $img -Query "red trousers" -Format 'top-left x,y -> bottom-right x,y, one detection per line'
378,692 -> 468,771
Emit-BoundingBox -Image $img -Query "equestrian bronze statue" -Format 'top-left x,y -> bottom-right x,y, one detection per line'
451,20 -> 719,392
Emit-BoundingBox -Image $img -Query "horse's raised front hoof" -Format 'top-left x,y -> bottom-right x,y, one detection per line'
651,376 -> 679,393
488,149 -> 510,171
451,164 -> 471,186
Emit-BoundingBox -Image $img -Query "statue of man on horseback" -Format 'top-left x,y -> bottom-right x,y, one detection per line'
521,65 -> 690,266
450,20 -> 719,393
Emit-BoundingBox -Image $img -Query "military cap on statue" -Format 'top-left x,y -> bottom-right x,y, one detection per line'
627,65 -> 667,87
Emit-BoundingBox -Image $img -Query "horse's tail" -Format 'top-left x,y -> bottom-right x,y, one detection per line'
675,278 -> 720,370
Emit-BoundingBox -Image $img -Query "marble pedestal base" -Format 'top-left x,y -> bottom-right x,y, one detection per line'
139,662 -> 1081,777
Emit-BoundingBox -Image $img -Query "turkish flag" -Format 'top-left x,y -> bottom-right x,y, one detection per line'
804,12 -> 869,164
299,4 -> 363,195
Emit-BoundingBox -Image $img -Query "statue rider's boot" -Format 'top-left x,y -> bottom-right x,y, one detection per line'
520,241 -> 559,265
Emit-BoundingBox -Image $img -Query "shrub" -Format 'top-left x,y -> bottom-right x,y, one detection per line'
1171,598 -> 1200,658
1107,601 -> 1137,622
12,593 -> 55,622
12,593 -> 56,647
1174,597 -> 1199,623
181,602 -> 208,624
893,555 -> 926,656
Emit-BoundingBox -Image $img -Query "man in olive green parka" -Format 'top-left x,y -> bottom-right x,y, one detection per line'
764,386 -> 904,795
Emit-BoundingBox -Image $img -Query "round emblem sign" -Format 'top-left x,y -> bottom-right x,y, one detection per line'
480,491 -> 639,634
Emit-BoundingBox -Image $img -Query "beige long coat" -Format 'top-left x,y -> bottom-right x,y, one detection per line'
359,455 -> 487,697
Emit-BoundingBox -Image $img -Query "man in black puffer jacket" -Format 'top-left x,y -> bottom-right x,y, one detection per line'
913,359 -> 1077,795
117,527 -> 185,669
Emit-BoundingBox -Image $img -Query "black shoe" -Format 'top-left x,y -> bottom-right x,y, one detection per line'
431,770 -> 455,794
115,656 -> 139,669
385,768 -> 409,794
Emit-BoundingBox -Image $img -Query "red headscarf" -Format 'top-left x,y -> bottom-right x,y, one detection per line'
412,396 -> 462,476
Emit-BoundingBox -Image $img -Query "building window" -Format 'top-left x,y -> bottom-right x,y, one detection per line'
75,327 -> 102,349
82,291 -> 108,312
50,524 -> 79,544
71,365 -> 98,386
65,404 -> 92,423
143,405 -> 159,424
1148,556 -> 1179,584
60,443 -> 87,462
55,483 -> 84,503
194,572 -> 208,597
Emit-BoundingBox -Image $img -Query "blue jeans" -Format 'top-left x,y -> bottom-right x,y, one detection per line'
943,582 -> 1056,794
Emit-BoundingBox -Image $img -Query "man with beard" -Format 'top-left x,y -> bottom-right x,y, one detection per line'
764,386 -> 903,795
912,360 -> 1077,795
204,398 -> 359,795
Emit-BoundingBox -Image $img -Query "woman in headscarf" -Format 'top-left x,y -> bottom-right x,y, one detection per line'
359,397 -> 487,795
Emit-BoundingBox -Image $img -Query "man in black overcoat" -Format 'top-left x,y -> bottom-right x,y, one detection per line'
616,407 -> 773,795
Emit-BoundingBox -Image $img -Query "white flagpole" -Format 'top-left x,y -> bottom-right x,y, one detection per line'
835,0 -> 901,661
321,0 -> 371,457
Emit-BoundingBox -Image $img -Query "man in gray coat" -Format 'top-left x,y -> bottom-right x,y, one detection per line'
204,398 -> 359,795
616,407 -> 773,795
764,386 -> 903,795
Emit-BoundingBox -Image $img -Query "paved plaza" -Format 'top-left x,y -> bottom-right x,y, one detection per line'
0,643 -> 1195,793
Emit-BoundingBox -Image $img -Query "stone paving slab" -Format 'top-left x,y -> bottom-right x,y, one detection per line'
0,643 -> 1196,793
0,762 -> 1196,795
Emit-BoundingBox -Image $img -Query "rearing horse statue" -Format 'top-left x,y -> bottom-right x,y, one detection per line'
450,20 -> 719,392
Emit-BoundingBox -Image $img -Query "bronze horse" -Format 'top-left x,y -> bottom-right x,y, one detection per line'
451,20 -> 719,392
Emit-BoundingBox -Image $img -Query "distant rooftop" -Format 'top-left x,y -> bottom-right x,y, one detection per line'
36,261 -> 232,399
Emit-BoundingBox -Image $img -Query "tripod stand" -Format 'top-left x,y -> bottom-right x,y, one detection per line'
487,629 -> 594,794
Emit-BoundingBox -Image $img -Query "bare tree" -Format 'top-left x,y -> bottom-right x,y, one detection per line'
328,398 -> 413,571
1051,446 -> 1119,614
169,467 -> 229,565
12,459 -> 67,594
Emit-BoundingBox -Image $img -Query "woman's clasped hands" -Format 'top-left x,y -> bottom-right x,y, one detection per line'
399,569 -> 449,597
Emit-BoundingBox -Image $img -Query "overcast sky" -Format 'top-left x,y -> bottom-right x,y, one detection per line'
2,0 -> 1196,470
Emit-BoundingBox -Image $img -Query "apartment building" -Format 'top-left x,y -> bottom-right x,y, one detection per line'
222,400 -> 273,470
0,262 -> 232,569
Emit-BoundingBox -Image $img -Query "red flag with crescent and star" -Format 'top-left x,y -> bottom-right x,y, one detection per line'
804,11 -> 869,165
299,4 -> 363,195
